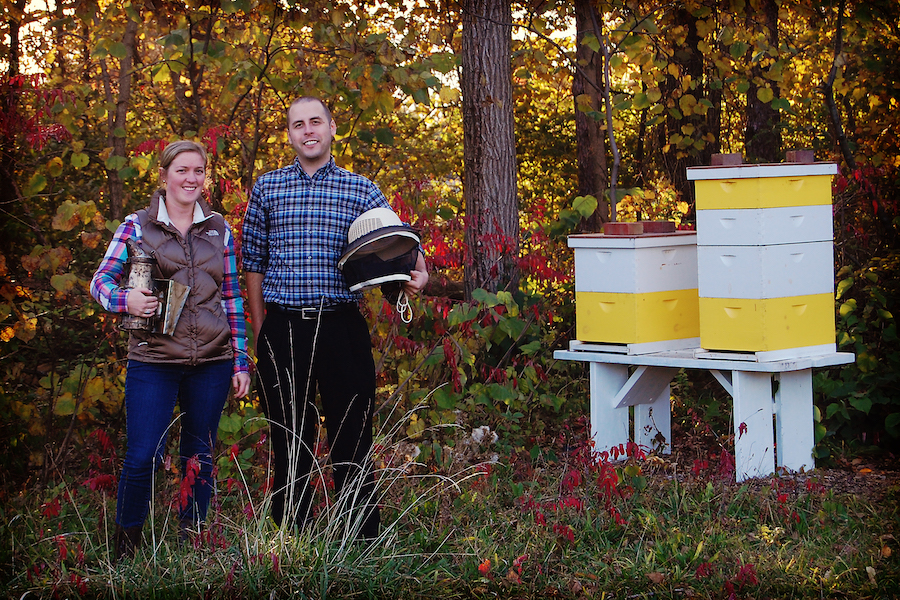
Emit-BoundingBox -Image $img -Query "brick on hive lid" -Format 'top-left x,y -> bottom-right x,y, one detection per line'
602,222 -> 644,235
710,153 -> 743,166
638,220 -> 676,234
786,149 -> 816,163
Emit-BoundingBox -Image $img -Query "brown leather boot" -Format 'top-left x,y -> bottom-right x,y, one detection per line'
113,524 -> 143,561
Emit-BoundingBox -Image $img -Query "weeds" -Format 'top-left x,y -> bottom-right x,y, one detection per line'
3,408 -> 898,599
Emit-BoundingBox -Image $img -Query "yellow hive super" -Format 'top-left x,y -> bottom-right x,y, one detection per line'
576,289 -> 700,344
698,294 -> 835,352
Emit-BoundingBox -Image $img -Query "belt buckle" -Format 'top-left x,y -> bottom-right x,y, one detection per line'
300,307 -> 318,320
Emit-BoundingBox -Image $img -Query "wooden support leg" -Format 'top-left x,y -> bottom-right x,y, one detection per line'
634,384 -> 672,454
589,363 -> 629,454
774,369 -> 814,473
731,371 -> 775,481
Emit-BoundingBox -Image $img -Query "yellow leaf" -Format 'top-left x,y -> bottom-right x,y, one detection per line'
757,86 -> 774,103
15,318 -> 37,342
54,392 -> 75,416
47,157 -> 64,177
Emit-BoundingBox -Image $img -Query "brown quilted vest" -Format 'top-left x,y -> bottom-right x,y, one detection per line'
127,192 -> 234,366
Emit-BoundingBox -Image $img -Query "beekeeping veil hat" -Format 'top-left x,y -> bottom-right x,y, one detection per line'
338,207 -> 421,293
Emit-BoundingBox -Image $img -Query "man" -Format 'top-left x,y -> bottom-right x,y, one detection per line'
242,96 -> 428,538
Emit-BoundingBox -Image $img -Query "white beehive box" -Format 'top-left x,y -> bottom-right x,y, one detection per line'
687,161 -> 839,360
570,232 -> 699,353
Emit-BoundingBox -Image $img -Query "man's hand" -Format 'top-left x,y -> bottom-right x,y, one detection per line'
402,252 -> 429,296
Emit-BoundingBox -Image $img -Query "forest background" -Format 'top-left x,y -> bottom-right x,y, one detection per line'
0,0 -> 898,598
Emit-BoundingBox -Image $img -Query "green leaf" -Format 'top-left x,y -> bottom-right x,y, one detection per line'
520,340 -> 541,355
118,166 -> 140,179
886,413 -> 900,437
109,42 -> 128,59
582,33 -> 601,53
486,383 -> 516,404
50,273 -> 77,294
839,299 -> 857,317
572,195 -> 598,218
836,277 -> 854,299
730,41 -> 749,58
218,412 -> 243,433
849,395 -> 872,414
448,303 -> 479,326
433,387 -> 459,410
498,315 -> 526,340
374,128 -> 394,146
430,52 -> 457,74
472,288 -> 499,307
71,153 -> 89,168
632,93 -> 650,110
105,155 -> 127,170
26,174 -> 47,196
47,157 -> 64,177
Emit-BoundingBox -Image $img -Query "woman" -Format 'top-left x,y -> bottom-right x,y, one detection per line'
90,140 -> 251,560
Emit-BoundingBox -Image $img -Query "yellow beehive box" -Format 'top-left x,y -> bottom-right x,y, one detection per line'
576,289 -> 700,344
698,294 -> 835,354
688,163 -> 838,210
570,231 -> 699,351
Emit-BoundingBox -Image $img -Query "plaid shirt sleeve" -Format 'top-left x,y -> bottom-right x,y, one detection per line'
222,222 -> 250,375
90,216 -> 140,313
241,179 -> 268,274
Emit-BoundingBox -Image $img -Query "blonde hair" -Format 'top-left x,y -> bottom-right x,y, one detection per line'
159,140 -> 208,170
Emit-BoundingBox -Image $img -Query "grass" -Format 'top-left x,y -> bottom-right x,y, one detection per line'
2,419 -> 899,599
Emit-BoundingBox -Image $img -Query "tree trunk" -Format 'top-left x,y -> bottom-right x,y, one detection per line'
461,0 -> 519,297
572,0 -> 609,231
101,14 -> 138,221
660,7 -> 704,214
744,0 -> 782,163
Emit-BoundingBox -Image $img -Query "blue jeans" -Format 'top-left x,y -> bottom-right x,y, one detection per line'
116,360 -> 232,529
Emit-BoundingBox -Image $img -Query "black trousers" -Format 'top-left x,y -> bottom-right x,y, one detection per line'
255,304 -> 379,538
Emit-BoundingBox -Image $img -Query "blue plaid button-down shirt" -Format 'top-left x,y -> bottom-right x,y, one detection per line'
242,157 -> 390,307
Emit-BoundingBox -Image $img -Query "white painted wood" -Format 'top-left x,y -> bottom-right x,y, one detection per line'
572,240 -> 698,294
698,242 -> 835,299
557,348 -> 854,482
732,371 -> 776,480
557,348 -> 854,373
696,205 -> 834,247
611,366 -> 679,408
589,363 -> 630,452
635,385 -> 672,454
774,369 -> 814,472
568,232 -> 698,249
754,344 -> 836,362
686,163 -> 839,180
571,338 -> 701,355
709,369 -> 734,396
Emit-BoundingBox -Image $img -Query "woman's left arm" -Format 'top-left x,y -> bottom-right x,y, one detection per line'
222,222 -> 251,398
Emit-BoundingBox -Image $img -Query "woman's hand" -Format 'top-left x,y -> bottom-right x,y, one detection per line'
126,288 -> 159,318
232,372 -> 251,398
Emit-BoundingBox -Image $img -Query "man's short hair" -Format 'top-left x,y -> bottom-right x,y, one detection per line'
287,96 -> 333,126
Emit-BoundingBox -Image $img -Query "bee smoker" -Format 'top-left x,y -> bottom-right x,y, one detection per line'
120,238 -> 190,335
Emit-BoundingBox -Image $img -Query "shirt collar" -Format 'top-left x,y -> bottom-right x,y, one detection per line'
155,193 -> 213,226
293,156 -> 336,180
